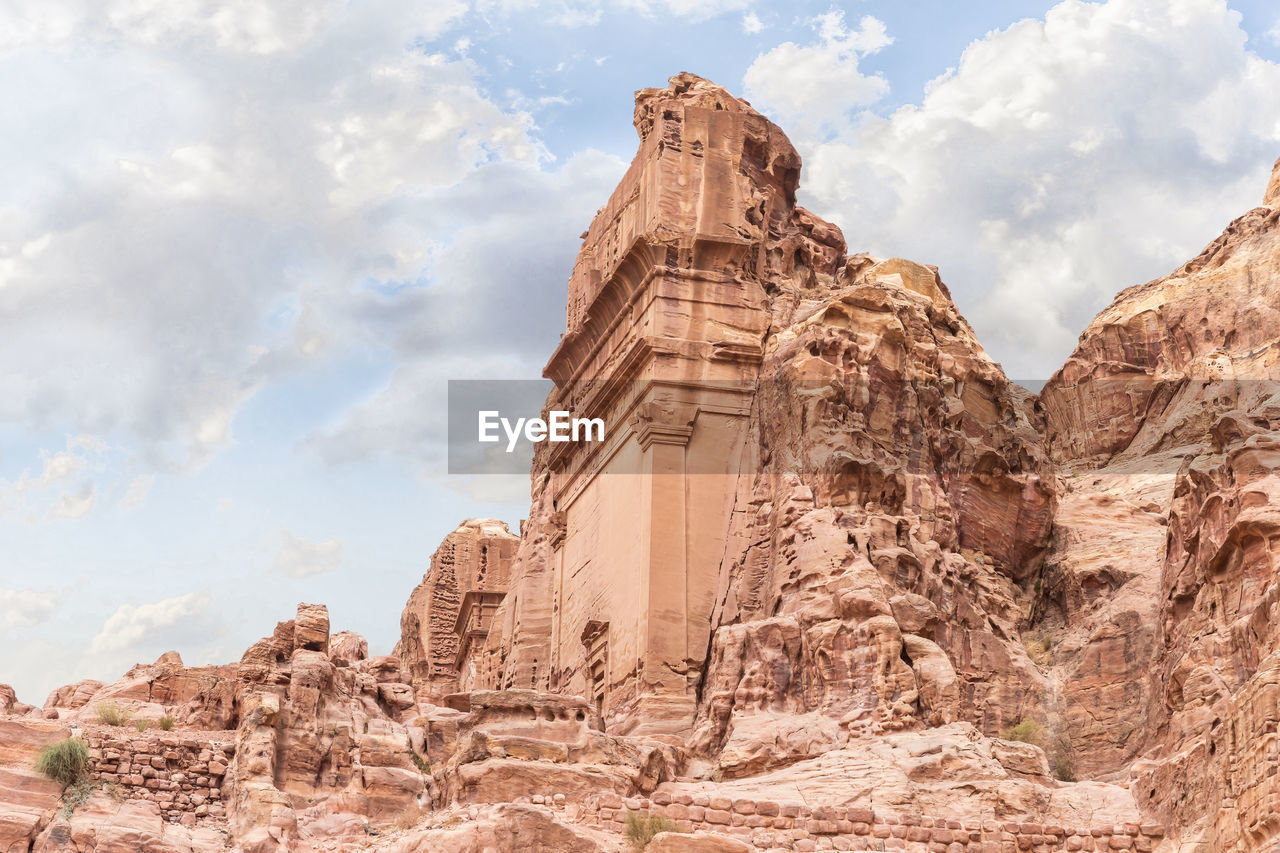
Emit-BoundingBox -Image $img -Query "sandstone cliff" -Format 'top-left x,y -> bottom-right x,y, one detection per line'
3,75 -> 1278,853
1035,156 -> 1280,849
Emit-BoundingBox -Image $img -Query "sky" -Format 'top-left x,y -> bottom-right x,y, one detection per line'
2,0 -> 1279,705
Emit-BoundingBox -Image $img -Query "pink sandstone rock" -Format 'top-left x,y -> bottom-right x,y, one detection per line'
292,602 -> 329,653
402,73 -> 1280,849
648,830 -> 752,851
394,518 -> 518,702
25,602 -> 430,852
0,720 -> 67,853
328,631 -> 368,666
1038,151 -> 1280,848
0,685 -> 34,717
5,72 -> 1280,853
33,792 -> 225,853
384,803 -> 621,852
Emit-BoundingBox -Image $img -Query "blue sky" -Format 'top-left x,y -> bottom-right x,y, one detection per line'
2,0 -> 1279,704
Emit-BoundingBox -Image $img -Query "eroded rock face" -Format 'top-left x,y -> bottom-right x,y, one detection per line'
395,519 -> 518,703
33,793 -> 225,853
469,72 -> 846,737
436,691 -> 674,809
1036,174 -> 1280,847
5,73 -> 1280,852
0,720 -> 67,853
452,75 -> 1056,765
384,803 -> 622,853
0,685 -> 34,718
691,251 -> 1055,766
17,603 -> 431,853
408,74 -> 1280,849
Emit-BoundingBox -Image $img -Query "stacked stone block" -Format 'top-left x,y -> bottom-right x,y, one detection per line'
580,793 -> 1167,852
83,727 -> 233,824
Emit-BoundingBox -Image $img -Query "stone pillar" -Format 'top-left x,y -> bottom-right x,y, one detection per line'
629,401 -> 697,735
549,511 -> 568,692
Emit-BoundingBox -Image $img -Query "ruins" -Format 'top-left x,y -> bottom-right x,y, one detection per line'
3,74 -> 1280,852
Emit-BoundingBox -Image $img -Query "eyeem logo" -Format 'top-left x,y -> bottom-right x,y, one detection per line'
478,410 -> 605,453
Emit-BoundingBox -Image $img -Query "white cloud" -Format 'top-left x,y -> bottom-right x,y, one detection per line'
742,12 -> 764,35
0,0 -> 466,55
39,451 -> 85,486
103,0 -> 336,54
770,0 -> 1280,377
475,0 -> 599,27
476,0 -> 748,27
0,587 -> 57,629
274,529 -> 344,578
0,0 -> 539,475
308,150 -> 626,470
314,53 -> 545,211
627,0 -> 750,19
68,435 -> 108,453
0,438 -> 113,520
744,11 -> 891,138
118,474 -> 155,511
50,483 -> 95,519
90,591 -> 211,653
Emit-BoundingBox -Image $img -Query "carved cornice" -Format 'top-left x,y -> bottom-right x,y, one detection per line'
548,510 -> 568,547
630,401 -> 697,450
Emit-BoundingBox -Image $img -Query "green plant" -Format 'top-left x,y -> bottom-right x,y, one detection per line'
134,719 -> 150,732
1004,718 -> 1077,781
1001,718 -> 1047,747
623,812 -> 679,850
36,738 -> 89,786
95,702 -> 132,727
158,715 -> 176,731
408,751 -> 430,775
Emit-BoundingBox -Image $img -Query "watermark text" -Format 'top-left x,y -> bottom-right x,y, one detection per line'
478,410 -> 605,452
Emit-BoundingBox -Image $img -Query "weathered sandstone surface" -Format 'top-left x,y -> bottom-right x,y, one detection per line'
3,75 -> 1279,852
394,519 -> 519,702
0,719 -> 66,851
2,603 -> 433,853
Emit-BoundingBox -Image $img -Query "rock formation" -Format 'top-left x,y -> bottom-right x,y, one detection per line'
394,519 -> 518,703
2,603 -> 435,852
1035,150 -> 1280,849
2,73 -> 1279,852
0,719 -> 66,851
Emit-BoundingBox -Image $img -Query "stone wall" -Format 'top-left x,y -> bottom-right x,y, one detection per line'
579,793 -> 1168,852
84,727 -> 232,824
